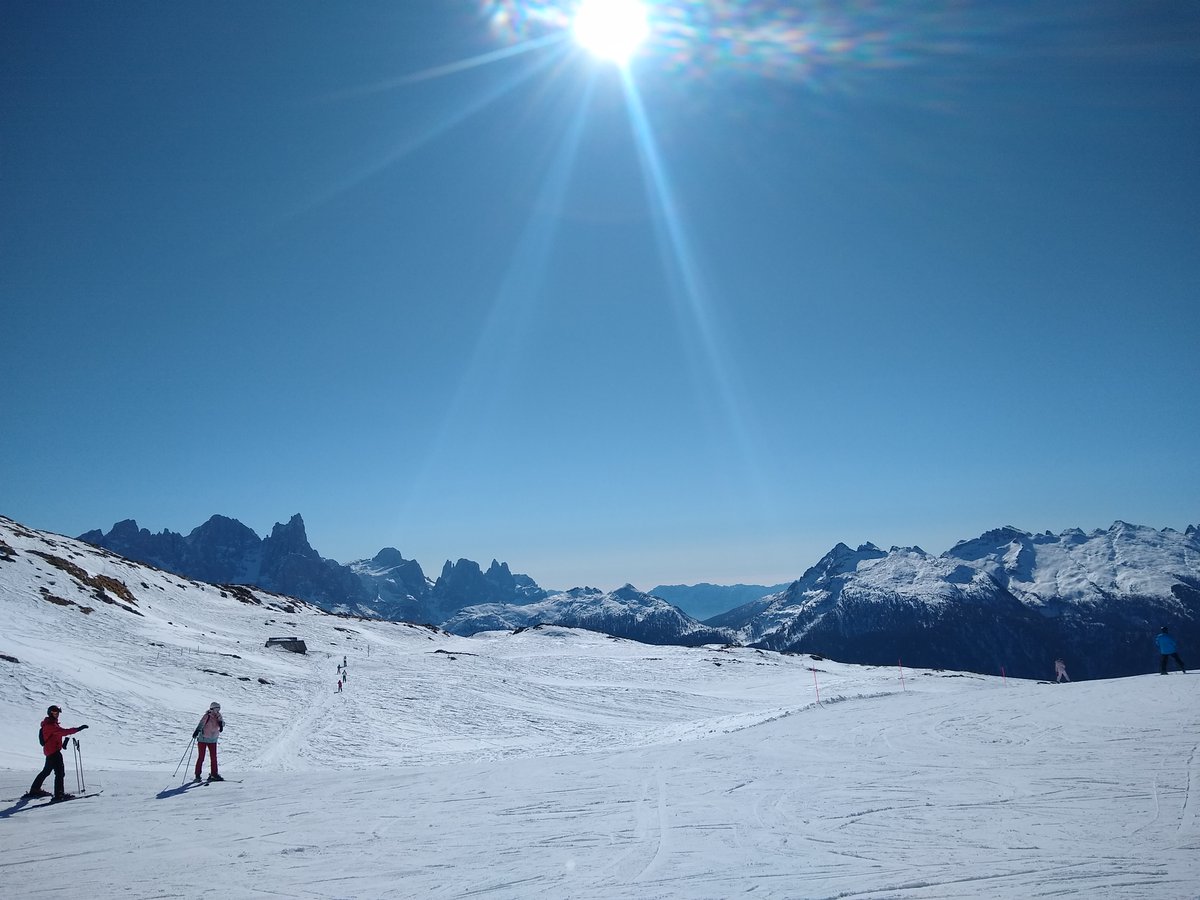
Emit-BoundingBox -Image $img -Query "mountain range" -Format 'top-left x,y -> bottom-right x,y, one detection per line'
78,514 -> 545,625
711,523 -> 1199,679
75,513 -> 1199,679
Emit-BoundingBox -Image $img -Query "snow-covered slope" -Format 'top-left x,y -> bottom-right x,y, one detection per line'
2,515 -> 1199,899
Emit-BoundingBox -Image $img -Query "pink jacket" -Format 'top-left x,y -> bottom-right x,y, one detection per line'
195,709 -> 224,743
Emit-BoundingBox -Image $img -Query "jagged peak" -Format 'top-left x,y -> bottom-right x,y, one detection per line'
371,547 -> 406,568
269,513 -> 308,538
437,558 -> 477,587
555,586 -> 604,599
981,526 -> 1029,544
263,514 -> 318,562
200,513 -> 245,527
612,583 -> 646,601
189,515 -> 260,543
946,526 -> 1031,561
803,541 -> 887,581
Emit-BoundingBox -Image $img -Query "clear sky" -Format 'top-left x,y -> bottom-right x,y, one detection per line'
3,1 -> 1198,592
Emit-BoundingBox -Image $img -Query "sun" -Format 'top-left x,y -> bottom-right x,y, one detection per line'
572,0 -> 650,66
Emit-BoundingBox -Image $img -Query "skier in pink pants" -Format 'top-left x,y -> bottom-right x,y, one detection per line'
192,702 -> 224,782
1054,659 -> 1069,682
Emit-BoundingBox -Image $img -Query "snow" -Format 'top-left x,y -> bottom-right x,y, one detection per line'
2,516 -> 1198,899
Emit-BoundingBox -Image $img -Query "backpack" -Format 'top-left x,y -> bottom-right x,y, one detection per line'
37,725 -> 44,746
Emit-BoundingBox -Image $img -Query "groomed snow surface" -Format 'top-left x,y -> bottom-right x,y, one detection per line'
1,519 -> 1198,899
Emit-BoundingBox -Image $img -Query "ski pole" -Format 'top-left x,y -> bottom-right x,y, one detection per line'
74,738 -> 86,793
172,736 -> 194,778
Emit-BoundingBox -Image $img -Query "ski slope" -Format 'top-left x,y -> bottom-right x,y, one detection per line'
1,516 -> 1197,899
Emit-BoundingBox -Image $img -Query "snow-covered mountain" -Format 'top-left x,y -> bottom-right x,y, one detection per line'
3,514 -> 1198,899
347,546 -> 434,620
444,584 -> 729,646
716,523 -> 1200,679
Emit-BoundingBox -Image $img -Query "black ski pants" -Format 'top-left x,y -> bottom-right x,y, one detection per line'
1160,653 -> 1187,674
31,750 -> 66,797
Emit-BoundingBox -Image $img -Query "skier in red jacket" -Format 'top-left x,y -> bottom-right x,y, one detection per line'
26,705 -> 88,801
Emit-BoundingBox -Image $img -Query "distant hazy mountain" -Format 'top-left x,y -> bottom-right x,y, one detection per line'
649,582 -> 790,622
714,523 -> 1200,680
443,585 -> 729,646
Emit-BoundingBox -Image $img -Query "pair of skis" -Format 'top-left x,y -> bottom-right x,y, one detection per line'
4,791 -> 104,815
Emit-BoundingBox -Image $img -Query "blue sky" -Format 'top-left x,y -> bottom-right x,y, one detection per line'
3,1 -> 1198,591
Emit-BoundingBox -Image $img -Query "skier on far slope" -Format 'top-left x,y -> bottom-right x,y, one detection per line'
1156,627 -> 1187,675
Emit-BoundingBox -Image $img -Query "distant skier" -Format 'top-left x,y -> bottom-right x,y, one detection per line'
1156,627 -> 1187,675
1054,659 -> 1069,682
337,678 -> 343,693
26,705 -> 88,801
192,702 -> 225,782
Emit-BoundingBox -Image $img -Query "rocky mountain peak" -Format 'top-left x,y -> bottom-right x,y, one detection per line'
110,518 -> 144,539
807,541 -> 886,581
189,515 -> 260,547
371,547 -> 407,568
945,526 -> 1031,562
264,514 -> 317,560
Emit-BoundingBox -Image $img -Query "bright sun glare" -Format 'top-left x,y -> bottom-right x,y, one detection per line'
572,0 -> 649,66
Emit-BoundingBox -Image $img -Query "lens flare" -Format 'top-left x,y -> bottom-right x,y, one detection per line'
572,0 -> 649,65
